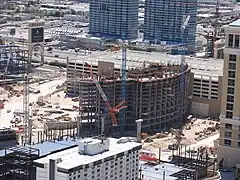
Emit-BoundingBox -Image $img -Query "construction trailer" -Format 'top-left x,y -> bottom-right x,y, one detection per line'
66,59 -> 191,136
0,44 -> 28,76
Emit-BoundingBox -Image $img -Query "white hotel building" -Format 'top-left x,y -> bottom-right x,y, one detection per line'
33,137 -> 142,180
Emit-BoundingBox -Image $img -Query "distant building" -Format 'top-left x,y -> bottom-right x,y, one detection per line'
214,39 -> 225,59
144,0 -> 197,53
217,19 -> 240,171
34,137 -> 141,180
89,0 -> 139,40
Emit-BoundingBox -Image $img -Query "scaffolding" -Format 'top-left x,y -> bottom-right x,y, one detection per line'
206,33 -> 214,58
0,44 -> 27,75
67,60 -> 191,136
0,146 -> 40,180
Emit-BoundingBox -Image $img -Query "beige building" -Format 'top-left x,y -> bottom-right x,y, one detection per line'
188,58 -> 223,118
218,19 -> 240,172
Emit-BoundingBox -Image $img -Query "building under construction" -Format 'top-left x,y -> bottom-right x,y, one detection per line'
67,59 -> 191,135
0,44 -> 27,83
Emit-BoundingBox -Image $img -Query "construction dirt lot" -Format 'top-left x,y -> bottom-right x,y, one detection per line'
0,67 -> 81,144
142,118 -> 220,157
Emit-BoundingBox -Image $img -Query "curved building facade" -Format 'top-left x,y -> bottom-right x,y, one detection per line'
67,60 -> 191,135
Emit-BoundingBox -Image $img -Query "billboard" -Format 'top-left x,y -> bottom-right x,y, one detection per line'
31,27 -> 44,43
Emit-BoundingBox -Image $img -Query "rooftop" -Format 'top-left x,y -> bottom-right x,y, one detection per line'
229,19 -> 240,27
34,137 -> 141,170
68,50 -> 224,78
0,139 -> 78,157
140,162 -> 182,180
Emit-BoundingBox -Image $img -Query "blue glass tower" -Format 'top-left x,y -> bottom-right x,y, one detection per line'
144,0 -> 197,53
89,0 -> 139,40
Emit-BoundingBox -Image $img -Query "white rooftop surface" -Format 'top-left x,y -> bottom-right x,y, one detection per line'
41,2 -> 89,12
229,19 -> 240,27
34,138 -> 141,170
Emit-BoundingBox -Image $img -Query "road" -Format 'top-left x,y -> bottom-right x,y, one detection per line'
32,49 -> 111,64
0,79 -> 65,129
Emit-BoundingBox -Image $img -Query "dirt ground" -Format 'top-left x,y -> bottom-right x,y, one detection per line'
142,118 -> 220,150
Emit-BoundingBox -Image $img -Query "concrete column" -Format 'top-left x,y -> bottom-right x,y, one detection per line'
136,119 -> 143,143
49,159 -> 56,180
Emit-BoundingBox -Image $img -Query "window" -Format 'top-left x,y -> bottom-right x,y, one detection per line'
228,34 -> 233,47
202,95 -> 209,98
229,63 -> 236,70
228,87 -> 235,95
226,111 -> 233,118
225,123 -> 232,129
238,142 -> 240,148
227,95 -> 234,103
224,139 -> 231,146
229,54 -> 237,62
235,35 -> 239,48
228,71 -> 235,78
228,79 -> 235,86
226,103 -> 233,111
225,131 -> 232,138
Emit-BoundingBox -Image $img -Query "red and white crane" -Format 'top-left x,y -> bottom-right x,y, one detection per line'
82,62 -> 127,134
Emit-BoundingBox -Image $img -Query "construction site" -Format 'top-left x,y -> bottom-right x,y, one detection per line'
0,43 -> 221,180
66,56 -> 191,136
0,44 -> 27,83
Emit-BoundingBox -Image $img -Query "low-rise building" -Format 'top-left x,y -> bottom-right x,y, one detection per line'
34,137 -> 141,180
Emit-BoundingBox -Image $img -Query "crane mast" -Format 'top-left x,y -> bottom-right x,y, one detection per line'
179,14 -> 190,123
120,40 -> 127,135
23,70 -> 30,145
81,62 -> 127,134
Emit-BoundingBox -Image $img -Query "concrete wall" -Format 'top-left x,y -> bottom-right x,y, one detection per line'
217,145 -> 240,168
188,72 -> 223,118
98,61 -> 114,77
44,121 -> 77,131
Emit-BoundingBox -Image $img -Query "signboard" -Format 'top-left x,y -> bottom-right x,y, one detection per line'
31,27 -> 44,43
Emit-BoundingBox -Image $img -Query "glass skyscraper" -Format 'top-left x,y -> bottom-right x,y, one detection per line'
144,0 -> 197,53
89,0 -> 139,40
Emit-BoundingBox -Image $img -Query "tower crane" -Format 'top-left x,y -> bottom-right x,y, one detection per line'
178,14 -> 190,124
119,39 -> 127,136
83,62 -> 127,134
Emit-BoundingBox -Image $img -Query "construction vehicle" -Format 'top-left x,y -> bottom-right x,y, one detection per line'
109,44 -> 121,52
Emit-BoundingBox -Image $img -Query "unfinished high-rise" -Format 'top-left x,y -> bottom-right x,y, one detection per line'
67,59 -> 191,135
144,0 -> 197,53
